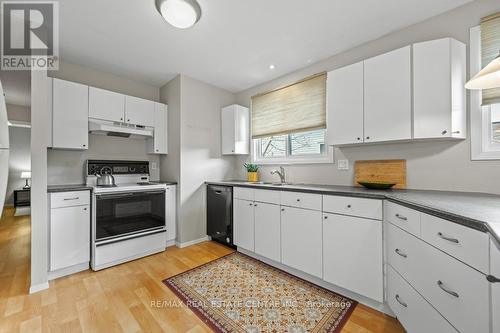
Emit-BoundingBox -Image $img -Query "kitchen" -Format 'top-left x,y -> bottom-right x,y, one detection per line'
1,0 -> 500,332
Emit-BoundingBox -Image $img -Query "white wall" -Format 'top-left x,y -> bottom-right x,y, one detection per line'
47,61 -> 162,185
160,75 -> 236,244
235,0 -> 500,195
6,103 -> 30,123
6,126 -> 30,205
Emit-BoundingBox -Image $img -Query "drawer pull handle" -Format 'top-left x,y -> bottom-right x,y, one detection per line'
63,197 -> 79,201
395,214 -> 407,221
437,280 -> 459,298
437,232 -> 459,244
249,203 -> 253,206
347,204 -> 351,208
487,275 -> 500,283
394,248 -> 407,258
395,294 -> 407,308
296,198 -> 301,202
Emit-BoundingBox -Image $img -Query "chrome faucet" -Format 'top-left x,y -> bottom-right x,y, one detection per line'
270,166 -> 286,184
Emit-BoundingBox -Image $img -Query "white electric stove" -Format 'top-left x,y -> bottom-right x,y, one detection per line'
86,160 -> 167,271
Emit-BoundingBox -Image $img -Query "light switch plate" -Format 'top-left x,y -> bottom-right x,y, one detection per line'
337,159 -> 349,170
151,162 -> 157,170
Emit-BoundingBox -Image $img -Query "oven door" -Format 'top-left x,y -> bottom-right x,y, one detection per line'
95,190 -> 166,242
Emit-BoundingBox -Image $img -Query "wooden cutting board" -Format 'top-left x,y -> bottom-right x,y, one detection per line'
354,160 -> 407,189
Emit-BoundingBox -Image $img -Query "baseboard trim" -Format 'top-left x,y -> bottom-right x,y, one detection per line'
175,236 -> 209,248
166,239 -> 176,247
29,281 -> 49,294
238,247 -> 394,316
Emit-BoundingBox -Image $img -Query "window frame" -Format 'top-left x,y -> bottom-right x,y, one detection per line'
252,129 -> 334,165
470,25 -> 500,160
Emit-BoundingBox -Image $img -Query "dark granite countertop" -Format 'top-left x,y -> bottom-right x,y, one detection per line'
47,184 -> 93,193
151,181 -> 178,185
206,181 -> 500,246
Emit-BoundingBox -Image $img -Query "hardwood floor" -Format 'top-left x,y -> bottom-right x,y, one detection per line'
0,207 -> 404,333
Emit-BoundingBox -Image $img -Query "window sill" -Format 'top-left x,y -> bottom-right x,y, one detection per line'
252,155 -> 334,165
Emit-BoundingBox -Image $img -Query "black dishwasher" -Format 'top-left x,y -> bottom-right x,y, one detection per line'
207,185 -> 235,248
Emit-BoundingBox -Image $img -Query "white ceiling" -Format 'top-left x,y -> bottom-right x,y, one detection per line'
1,0 -> 473,104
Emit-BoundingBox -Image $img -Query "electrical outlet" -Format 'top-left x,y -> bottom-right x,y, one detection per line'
151,162 -> 157,170
337,159 -> 349,170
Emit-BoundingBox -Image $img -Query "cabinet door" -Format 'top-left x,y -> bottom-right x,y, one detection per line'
50,205 -> 90,271
254,202 -> 280,262
150,103 -> 168,154
88,87 -> 125,122
326,62 -> 364,145
323,213 -> 383,301
364,46 -> 412,143
233,199 -> 254,251
492,241 -> 500,333
165,185 -> 176,244
222,105 -> 249,155
221,105 -> 235,154
281,206 -> 322,278
52,79 -> 89,150
125,96 -> 155,127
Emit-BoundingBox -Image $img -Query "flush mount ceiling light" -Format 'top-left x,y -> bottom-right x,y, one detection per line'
155,0 -> 201,29
465,51 -> 500,90
269,64 -> 276,70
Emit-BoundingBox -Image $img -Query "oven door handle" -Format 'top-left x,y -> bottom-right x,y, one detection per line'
96,190 -> 165,199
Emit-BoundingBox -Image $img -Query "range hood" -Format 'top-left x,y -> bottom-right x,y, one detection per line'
88,119 -> 153,139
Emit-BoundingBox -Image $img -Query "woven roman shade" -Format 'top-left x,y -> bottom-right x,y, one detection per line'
481,12 -> 500,105
251,73 -> 326,138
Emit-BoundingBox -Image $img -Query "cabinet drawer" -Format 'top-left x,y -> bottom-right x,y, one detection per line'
281,191 -> 322,211
323,195 -> 382,220
421,214 -> 489,273
386,265 -> 458,333
384,201 -> 421,236
233,187 -> 254,201
413,238 -> 490,333
385,222 -> 420,286
254,189 -> 280,205
50,191 -> 90,208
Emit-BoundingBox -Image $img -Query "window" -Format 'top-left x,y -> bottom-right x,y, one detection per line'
251,73 -> 332,164
254,129 -> 329,164
470,24 -> 500,160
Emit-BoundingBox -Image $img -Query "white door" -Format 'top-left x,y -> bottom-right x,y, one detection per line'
165,185 -> 176,244
0,79 -> 9,149
326,62 -> 364,145
50,205 -> 90,271
0,150 -> 9,212
254,202 -> 280,262
153,103 -> 168,154
52,79 -> 89,150
125,96 -> 155,127
492,241 -> 500,333
364,46 -> 412,143
323,213 -> 383,302
281,206 -> 322,278
88,87 -> 125,122
233,199 -> 254,251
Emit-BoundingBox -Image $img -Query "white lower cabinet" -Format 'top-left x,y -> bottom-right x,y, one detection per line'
165,185 -> 177,245
233,198 -> 255,251
491,241 -> 500,333
387,265 -> 458,333
323,213 -> 383,302
281,206 -> 322,278
50,203 -> 90,271
254,202 -> 281,262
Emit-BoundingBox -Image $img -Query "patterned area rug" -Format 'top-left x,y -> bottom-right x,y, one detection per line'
163,252 -> 357,333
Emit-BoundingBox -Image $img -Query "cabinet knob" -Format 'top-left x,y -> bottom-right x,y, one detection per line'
357,137 -> 361,141
296,198 -> 301,202
441,130 -> 448,135
254,203 -> 258,207
127,119 -> 130,122
82,144 -> 86,147
452,131 -> 460,134
120,118 -> 123,121
249,203 -> 253,206
324,216 -> 328,219
156,149 -> 159,152
366,136 -> 370,140
83,208 -> 87,211
281,208 -> 285,212
347,204 -> 351,208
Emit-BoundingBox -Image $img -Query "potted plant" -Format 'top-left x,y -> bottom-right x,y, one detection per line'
244,163 -> 259,182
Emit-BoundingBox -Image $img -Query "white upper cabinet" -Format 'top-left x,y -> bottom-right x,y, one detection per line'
221,104 -> 249,155
326,62 -> 364,145
413,38 -> 466,139
364,46 -> 412,143
148,102 -> 168,154
89,87 -> 125,122
125,96 -> 155,127
52,78 -> 89,150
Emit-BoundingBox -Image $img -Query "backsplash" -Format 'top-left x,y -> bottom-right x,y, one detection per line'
47,134 -> 160,185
